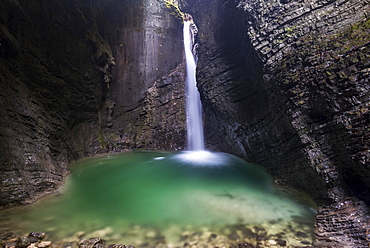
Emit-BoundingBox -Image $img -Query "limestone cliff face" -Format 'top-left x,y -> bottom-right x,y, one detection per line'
95,0 -> 186,152
0,0 -> 185,208
0,0 -> 110,207
179,0 -> 369,246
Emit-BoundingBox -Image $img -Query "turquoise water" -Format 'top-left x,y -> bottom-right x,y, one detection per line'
0,151 -> 316,246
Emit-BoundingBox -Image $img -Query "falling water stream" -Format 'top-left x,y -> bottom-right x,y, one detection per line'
184,20 -> 204,151
0,21 -> 317,247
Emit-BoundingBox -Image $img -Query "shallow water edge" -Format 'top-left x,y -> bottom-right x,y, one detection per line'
0,150 -> 317,247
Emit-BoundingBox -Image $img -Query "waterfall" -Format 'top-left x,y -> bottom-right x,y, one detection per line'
183,21 -> 204,151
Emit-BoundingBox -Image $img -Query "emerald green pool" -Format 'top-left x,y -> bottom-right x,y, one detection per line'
0,151 -> 316,246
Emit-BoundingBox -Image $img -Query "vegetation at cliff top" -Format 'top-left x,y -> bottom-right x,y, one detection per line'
164,0 -> 184,22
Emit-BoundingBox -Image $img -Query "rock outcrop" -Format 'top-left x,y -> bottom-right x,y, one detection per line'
95,0 -> 186,152
0,0 -> 185,208
1,0 -> 369,245
0,0 -> 111,207
179,0 -> 369,246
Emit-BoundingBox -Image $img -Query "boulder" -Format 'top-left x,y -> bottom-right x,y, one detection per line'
15,237 -> 30,248
78,238 -> 105,248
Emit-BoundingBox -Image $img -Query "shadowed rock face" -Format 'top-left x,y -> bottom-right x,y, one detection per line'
95,0 -> 186,152
1,0 -> 369,245
179,0 -> 369,246
0,0 -> 109,207
0,0 -> 186,208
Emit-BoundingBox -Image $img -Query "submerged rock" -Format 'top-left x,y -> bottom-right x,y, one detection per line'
37,241 -> 51,248
88,228 -> 113,240
4,242 -> 16,248
28,233 -> 45,241
27,237 -> 38,244
79,238 -> 105,248
238,243 -> 255,248
15,237 -> 30,248
107,245 -> 133,248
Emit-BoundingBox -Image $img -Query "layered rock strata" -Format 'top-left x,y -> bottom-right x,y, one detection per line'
0,0 -> 185,208
0,0 -> 112,207
95,0 -> 186,152
179,0 -> 370,246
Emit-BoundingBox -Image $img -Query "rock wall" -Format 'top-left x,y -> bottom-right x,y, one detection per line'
93,0 -> 186,152
1,0 -> 368,244
179,0 -> 370,246
0,0 -> 186,208
0,0 -> 111,207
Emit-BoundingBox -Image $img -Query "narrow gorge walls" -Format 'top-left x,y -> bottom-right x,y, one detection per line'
239,0 -> 370,207
94,0 -> 186,152
0,0 -> 110,207
180,0 -> 369,246
0,0 -> 186,208
1,0 -> 369,245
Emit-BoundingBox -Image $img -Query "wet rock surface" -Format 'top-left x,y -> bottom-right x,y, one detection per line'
1,0 -> 370,246
0,0 -> 112,208
0,232 -> 47,248
315,197 -> 370,247
0,219 -> 316,248
179,0 -> 370,246
0,0 -> 186,208
98,63 -> 186,152
95,0 -> 186,152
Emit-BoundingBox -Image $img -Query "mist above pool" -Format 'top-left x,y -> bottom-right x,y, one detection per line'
0,151 -> 316,246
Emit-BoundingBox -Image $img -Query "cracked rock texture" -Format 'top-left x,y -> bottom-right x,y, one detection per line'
0,0 -> 110,207
0,0 -> 185,208
180,0 -> 369,246
95,0 -> 186,152
1,0 -> 370,246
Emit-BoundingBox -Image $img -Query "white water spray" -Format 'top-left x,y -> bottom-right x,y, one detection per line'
183,21 -> 204,151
